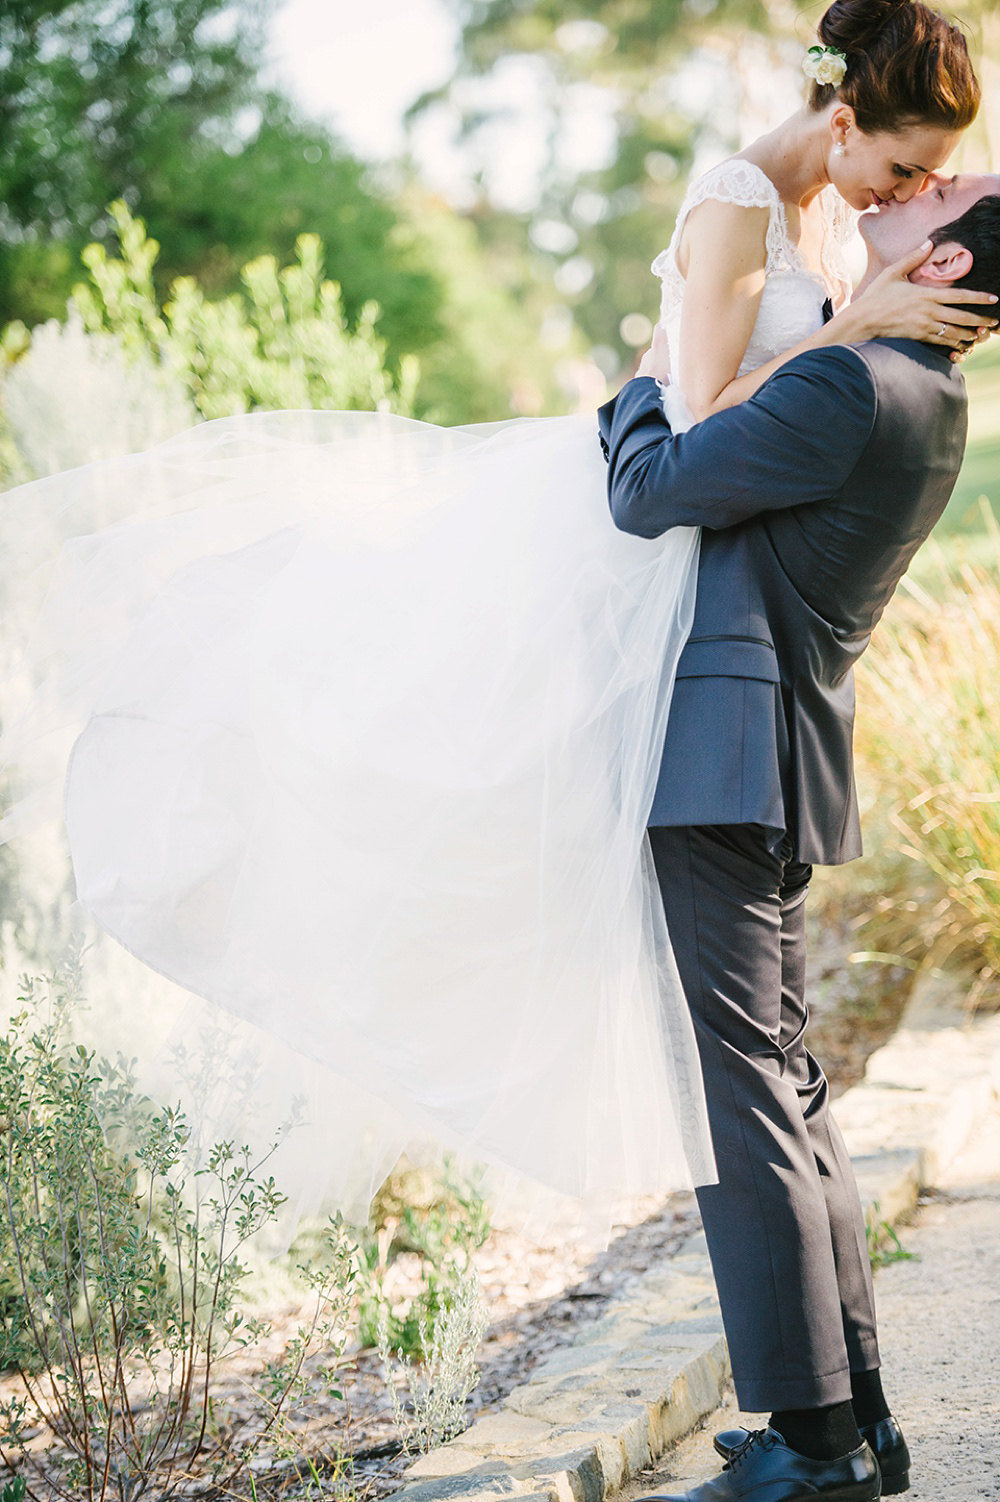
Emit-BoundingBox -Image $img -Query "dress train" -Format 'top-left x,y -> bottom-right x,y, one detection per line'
0,406 -> 714,1234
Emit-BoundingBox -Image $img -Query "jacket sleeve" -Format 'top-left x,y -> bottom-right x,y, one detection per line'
597,346 -> 878,538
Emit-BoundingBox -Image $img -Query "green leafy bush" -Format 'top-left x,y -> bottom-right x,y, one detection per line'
0,201 -> 418,488
356,1161 -> 490,1359
0,975 -> 358,1500
71,202 -> 419,421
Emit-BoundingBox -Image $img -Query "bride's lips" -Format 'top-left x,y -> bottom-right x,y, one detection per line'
870,192 -> 895,209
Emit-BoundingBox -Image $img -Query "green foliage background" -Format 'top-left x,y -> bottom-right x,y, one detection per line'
0,1 -> 567,428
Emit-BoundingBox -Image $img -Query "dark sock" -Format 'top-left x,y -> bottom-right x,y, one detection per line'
769,1400 -> 862,1462
850,1367 -> 891,1430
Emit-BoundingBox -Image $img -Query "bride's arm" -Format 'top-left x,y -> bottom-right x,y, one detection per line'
681,221 -> 999,421
673,199 -> 772,424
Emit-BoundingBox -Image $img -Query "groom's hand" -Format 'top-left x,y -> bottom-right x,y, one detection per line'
636,323 -> 672,382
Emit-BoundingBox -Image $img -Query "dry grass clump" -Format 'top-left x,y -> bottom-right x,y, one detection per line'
854,517 -> 1000,1004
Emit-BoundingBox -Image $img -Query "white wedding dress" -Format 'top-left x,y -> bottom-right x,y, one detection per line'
0,160 -> 854,1233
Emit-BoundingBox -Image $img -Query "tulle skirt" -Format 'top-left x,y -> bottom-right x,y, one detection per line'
0,408 -> 715,1235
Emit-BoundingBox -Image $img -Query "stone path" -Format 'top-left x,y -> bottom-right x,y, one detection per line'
615,1100 -> 1000,1502
389,977 -> 1000,1502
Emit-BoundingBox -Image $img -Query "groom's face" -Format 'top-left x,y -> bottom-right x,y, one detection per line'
861,172 -> 1000,266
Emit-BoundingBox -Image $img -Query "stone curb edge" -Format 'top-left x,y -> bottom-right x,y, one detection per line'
389,971 -> 1000,1502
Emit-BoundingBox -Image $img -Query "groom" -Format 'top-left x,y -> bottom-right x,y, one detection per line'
599,172 -> 1000,1502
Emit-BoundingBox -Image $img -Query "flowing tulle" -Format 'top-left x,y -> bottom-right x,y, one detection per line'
0,408 -> 714,1235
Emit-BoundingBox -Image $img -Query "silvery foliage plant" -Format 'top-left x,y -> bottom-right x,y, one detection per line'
1,312 -> 195,480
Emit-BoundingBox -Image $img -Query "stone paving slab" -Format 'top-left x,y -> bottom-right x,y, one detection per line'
389,971 -> 1000,1502
614,1098 -> 1000,1500
834,971 -> 1000,1215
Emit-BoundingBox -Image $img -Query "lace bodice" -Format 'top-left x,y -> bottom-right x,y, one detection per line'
652,158 -> 858,384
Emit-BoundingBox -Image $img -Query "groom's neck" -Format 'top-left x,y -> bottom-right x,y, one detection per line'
854,258 -> 885,298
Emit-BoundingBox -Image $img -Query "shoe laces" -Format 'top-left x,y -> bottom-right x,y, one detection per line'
725,1429 -> 780,1471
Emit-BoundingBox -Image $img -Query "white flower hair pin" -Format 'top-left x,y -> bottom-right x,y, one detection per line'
803,44 -> 848,87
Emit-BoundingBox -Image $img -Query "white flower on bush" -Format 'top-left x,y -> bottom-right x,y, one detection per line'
803,45 -> 848,88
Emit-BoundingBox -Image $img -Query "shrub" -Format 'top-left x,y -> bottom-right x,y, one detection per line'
377,1271 -> 488,1455
0,974 -> 358,1501
71,202 -> 418,421
0,313 -> 195,479
0,201 -> 418,488
356,1161 -> 490,1358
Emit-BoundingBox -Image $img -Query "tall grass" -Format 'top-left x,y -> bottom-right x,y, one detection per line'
937,341 -> 1000,533
854,509 -> 1000,1000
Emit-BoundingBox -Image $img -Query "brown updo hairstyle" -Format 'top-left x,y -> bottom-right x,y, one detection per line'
809,0 -> 981,134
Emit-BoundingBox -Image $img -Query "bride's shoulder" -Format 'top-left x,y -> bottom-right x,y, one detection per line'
683,156 -> 781,212
652,158 -> 778,280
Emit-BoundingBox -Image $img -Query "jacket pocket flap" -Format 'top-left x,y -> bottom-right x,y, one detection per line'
676,636 -> 780,682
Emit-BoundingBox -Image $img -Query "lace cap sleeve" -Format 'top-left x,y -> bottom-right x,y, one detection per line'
651,159 -> 782,281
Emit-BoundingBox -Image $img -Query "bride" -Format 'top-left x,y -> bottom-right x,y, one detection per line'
0,0 -> 991,1229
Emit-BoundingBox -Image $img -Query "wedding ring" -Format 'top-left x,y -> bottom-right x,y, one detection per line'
937,323 -> 947,338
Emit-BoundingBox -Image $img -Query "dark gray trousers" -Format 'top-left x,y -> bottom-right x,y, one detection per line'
648,823 -> 880,1411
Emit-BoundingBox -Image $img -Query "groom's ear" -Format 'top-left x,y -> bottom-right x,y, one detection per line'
909,239 -> 974,287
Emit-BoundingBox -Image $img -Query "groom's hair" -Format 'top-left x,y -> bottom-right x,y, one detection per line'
931,193 -> 1000,319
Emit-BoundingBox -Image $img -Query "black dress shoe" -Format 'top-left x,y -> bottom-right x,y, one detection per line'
715,1416 -> 909,1495
637,1426 -> 879,1501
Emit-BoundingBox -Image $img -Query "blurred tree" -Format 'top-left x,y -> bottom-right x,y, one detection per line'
401,187 -> 570,421
954,2 -> 1000,166
0,0 -> 270,321
136,98 -> 446,372
451,0 -> 773,76
0,0 -> 557,424
423,0 -> 790,372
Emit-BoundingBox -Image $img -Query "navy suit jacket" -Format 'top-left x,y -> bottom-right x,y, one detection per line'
598,339 -> 967,864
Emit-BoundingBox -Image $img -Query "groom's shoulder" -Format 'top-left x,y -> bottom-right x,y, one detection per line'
757,342 -> 878,433
849,336 -> 968,420
759,337 -> 960,425
780,339 -> 967,464
773,341 -> 876,394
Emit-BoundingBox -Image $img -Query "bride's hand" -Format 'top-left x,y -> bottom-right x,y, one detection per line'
636,324 -> 672,381
844,240 -> 999,352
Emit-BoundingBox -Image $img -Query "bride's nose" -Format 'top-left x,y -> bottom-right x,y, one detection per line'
893,176 -> 930,204
910,170 -> 948,200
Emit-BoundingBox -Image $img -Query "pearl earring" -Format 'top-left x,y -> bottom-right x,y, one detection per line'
833,142 -> 846,157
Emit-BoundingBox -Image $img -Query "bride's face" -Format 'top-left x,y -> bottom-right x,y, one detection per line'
828,109 -> 963,214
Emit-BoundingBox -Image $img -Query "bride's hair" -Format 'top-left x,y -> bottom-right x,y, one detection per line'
809,0 -> 980,134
